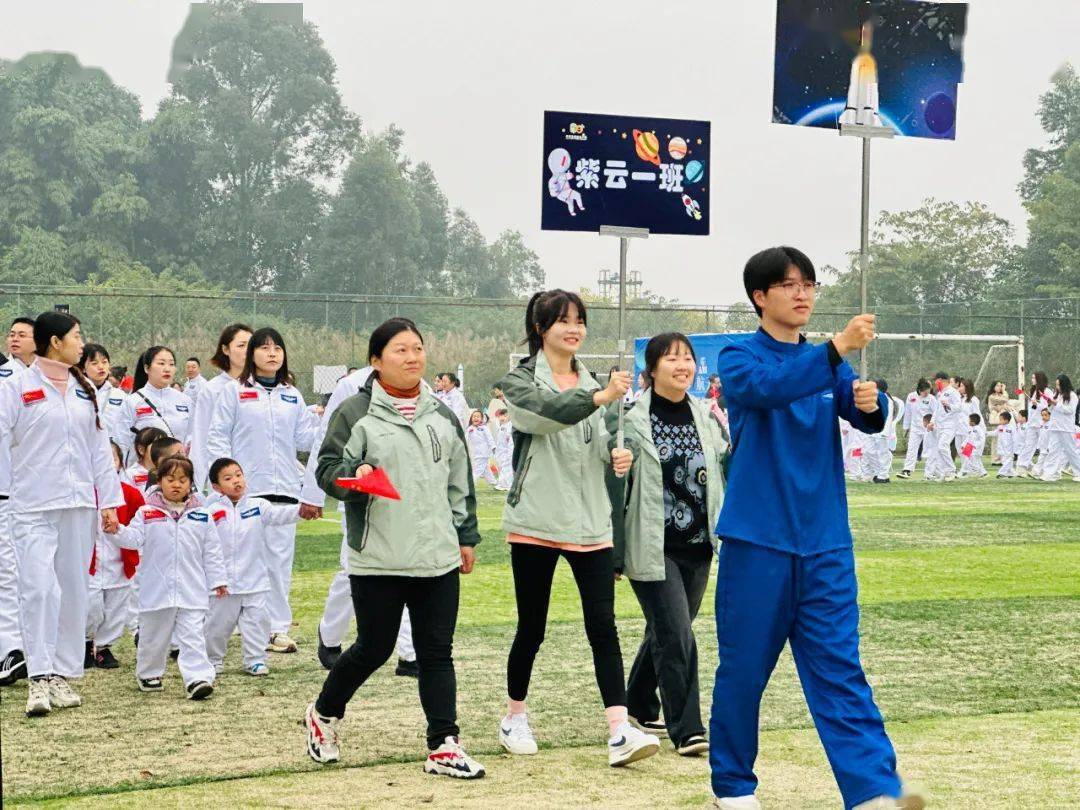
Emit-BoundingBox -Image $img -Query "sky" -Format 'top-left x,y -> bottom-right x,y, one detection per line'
2,0 -> 1078,306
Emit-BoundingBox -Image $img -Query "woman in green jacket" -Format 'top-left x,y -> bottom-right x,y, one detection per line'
304,318 -> 485,780
497,289 -> 661,768
617,332 -> 727,757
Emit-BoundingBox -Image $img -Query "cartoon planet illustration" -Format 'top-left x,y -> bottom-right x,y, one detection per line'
632,129 -> 661,166
685,159 -> 704,184
923,92 -> 956,135
668,136 -> 687,160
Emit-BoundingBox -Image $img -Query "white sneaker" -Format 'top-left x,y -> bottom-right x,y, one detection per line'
305,702 -> 340,764
246,662 -> 270,677
25,678 -> 51,717
499,712 -> 538,755
424,736 -> 486,779
267,632 -> 298,653
713,797 -> 761,810
47,675 -> 81,708
607,721 -> 660,767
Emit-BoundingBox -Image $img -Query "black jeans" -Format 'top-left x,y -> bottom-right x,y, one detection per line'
507,543 -> 626,708
627,553 -> 711,745
316,570 -> 459,750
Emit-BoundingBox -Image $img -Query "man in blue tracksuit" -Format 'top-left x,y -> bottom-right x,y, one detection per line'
709,247 -> 921,810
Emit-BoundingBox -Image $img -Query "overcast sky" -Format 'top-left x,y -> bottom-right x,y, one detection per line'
2,1 -> 1078,305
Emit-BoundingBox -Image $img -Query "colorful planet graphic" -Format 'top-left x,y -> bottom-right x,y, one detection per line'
668,136 -> 687,160
632,129 -> 660,166
685,159 -> 704,184
924,92 -> 956,135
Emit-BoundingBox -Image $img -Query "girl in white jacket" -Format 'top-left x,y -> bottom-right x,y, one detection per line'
204,456 -> 304,677
107,456 -> 227,699
0,312 -> 122,717
116,346 -> 194,464
466,410 -> 497,485
206,327 -> 319,654
1040,375 -> 1080,482
494,409 -> 515,491
190,324 -> 252,491
78,343 -> 126,447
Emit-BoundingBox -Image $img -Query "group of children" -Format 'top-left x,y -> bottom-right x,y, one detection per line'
463,407 -> 515,490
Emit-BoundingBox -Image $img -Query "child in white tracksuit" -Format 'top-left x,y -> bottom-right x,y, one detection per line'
494,410 -> 515,491
466,410 -> 497,485
203,457 -> 303,676
958,414 -> 987,478
1032,409 -> 1052,477
1040,382 -> 1080,482
995,413 -> 1017,478
108,456 -> 227,699
921,414 -> 941,480
1015,410 -> 1038,475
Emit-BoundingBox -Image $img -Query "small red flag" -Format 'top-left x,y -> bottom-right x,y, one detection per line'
962,443 -> 974,458
335,468 -> 402,501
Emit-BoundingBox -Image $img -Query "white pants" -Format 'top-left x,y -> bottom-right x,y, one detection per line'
959,452 -> 986,477
1017,431 -> 1039,469
867,435 -> 892,479
496,454 -> 514,489
136,607 -> 214,686
10,508 -> 95,679
902,429 -> 925,473
319,533 -> 414,660
1041,432 -> 1080,481
0,503 -> 23,658
86,586 -> 131,647
205,592 -> 269,670
471,452 -> 497,485
936,428 -> 958,477
999,452 -> 1016,477
264,518 -> 298,636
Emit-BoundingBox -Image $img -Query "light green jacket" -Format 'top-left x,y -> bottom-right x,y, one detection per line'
315,377 -> 480,578
615,389 -> 727,581
499,352 -> 618,546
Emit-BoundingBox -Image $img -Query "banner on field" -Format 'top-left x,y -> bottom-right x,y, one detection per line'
541,110 -> 711,235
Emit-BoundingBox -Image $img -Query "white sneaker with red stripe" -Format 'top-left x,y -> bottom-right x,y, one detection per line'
424,736 -> 486,779
305,703 -> 340,764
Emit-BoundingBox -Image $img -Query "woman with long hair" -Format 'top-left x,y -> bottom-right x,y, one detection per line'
115,346 -> 193,464
1040,374 -> 1080,482
190,324 -> 252,491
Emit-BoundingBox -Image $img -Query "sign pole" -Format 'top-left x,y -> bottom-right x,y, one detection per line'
600,225 -> 648,452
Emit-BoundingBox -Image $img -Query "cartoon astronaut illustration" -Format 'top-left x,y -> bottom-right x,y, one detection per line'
547,148 -> 585,215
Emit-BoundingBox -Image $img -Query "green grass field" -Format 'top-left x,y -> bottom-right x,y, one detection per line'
2,469 -> 1079,808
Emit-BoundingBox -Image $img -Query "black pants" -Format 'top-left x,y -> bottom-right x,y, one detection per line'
316,570 -> 459,750
627,553 -> 710,745
507,543 -> 626,708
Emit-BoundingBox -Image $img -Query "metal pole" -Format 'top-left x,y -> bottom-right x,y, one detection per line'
616,237 -> 629,450
859,137 -> 871,380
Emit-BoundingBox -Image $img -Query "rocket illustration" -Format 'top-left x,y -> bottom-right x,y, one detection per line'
839,20 -> 883,128
681,194 -> 702,220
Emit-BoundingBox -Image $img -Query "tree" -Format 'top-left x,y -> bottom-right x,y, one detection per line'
409,162 -> 450,294
489,229 -> 545,298
445,209 -> 492,297
1023,141 -> 1080,298
1019,63 -> 1080,203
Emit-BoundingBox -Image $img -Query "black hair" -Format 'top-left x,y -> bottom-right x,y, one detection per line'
1019,409 -> 1028,418
134,346 -> 176,392
437,371 -> 460,387
933,371 -> 950,381
10,317 -> 35,329
186,356 -> 200,365
999,411 -> 1012,422
1057,373 -> 1074,401
1029,371 -> 1049,399
368,318 -> 424,362
523,289 -> 588,357
156,456 -> 195,491
986,380 -> 1005,400
211,324 -> 253,372
959,378 -> 975,401
875,378 -> 888,394
109,440 -> 123,466
643,332 -> 697,388
241,327 -> 293,387
79,343 -> 110,368
149,436 -> 183,467
969,413 -> 982,426
209,457 -> 242,485
34,311 -> 101,429
742,246 -> 816,317
133,427 -> 168,461
916,378 -> 931,394
922,413 -> 933,422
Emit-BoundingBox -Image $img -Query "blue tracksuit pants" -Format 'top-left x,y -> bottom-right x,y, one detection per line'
709,538 -> 902,808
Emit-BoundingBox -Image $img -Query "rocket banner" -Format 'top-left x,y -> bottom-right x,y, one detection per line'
541,111 -> 711,236
772,0 -> 968,140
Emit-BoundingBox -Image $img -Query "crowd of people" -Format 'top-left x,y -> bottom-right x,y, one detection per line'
0,245 -> 1076,806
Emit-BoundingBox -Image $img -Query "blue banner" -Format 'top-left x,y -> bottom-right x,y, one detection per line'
633,332 -> 756,397
541,110 -> 711,236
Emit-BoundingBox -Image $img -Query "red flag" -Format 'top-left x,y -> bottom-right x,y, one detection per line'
962,443 -> 974,458
335,468 -> 402,501
851,447 -> 863,458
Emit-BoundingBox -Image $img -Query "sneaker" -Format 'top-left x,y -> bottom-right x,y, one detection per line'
896,470 -> 911,479
139,677 -> 164,692
424,736 -> 486,779
676,733 -> 709,756
246,662 -> 270,677
395,658 -> 419,678
25,677 -> 51,717
628,715 -> 668,739
872,476 -> 891,484
267,632 -> 298,654
84,639 -> 95,669
853,796 -> 926,810
47,675 -> 82,708
186,680 -> 214,700
317,627 -> 341,670
608,721 -> 660,767
713,797 -> 761,810
94,646 -> 120,669
0,649 -> 27,686
499,712 -> 538,755
305,702 -> 341,764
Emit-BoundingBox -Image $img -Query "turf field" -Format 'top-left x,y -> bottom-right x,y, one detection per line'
2,468 -> 1078,808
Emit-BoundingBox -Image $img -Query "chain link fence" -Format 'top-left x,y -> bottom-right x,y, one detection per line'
1,284 -> 1077,407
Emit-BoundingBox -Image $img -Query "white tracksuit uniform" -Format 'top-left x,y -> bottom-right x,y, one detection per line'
207,378 -> 319,637
111,498 -> 227,686
202,494 -> 300,671
1033,420 -> 1052,475
467,424 -> 496,485
86,482 -> 136,649
94,381 -> 128,448
190,373 -> 236,492
300,368 -> 414,660
996,423 -> 1018,476
438,387 -> 470,430
934,387 -> 962,478
1040,394 -> 1080,481
183,374 -> 206,423
495,420 -> 515,490
1017,420 -> 1040,470
125,462 -> 152,493
866,394 -> 903,480
116,384 -> 194,465
0,356 -> 29,660
0,362 -> 123,679
958,424 -> 987,477
953,396 -> 981,456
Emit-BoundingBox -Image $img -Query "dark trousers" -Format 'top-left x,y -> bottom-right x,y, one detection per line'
507,543 -> 626,708
316,570 -> 459,750
627,553 -> 711,745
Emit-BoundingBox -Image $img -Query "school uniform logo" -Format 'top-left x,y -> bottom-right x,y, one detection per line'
239,390 -> 259,402
108,397 -> 124,406
133,473 -> 149,486
0,368 -> 12,378
135,406 -> 154,417
143,508 -> 167,523
175,404 -> 189,413
281,394 -> 298,404
75,388 -> 92,400
21,389 -> 46,407
240,507 -> 261,519
187,512 -> 209,523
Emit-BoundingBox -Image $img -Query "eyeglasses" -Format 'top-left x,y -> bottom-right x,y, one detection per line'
768,280 -> 821,297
